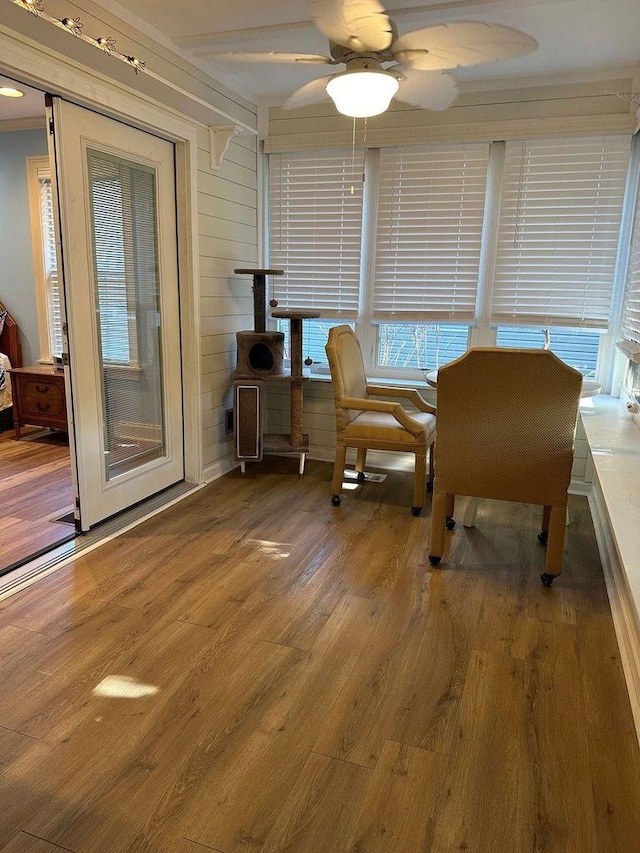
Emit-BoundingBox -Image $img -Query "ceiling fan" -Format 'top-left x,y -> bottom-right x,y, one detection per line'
212,0 -> 538,117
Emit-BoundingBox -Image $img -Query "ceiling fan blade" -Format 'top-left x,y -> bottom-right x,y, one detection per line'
211,51 -> 333,64
283,76 -> 332,110
395,69 -> 458,112
311,0 -> 393,52
393,22 -> 538,70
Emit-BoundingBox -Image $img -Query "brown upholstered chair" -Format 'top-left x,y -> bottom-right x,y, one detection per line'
325,325 -> 436,515
428,347 -> 582,585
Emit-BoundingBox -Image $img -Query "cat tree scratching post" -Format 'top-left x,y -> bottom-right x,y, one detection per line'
271,310 -> 320,474
232,268 -> 319,475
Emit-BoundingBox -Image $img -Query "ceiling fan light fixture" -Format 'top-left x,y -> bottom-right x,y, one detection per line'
0,86 -> 25,98
326,65 -> 399,118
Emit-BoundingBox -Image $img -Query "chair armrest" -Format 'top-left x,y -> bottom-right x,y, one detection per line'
367,384 -> 436,415
339,396 -> 424,436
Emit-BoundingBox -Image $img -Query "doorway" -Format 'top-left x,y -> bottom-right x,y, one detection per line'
0,78 -> 187,573
50,97 -> 185,530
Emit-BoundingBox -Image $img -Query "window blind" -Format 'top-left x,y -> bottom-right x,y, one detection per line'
88,152 -> 158,366
620,179 -> 640,345
491,135 -> 632,328
372,143 -> 489,322
38,172 -> 63,358
268,149 -> 364,318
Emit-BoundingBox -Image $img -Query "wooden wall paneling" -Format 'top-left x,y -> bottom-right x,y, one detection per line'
197,134 -> 258,480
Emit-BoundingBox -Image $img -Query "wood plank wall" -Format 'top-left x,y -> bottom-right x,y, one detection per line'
197,129 -> 259,479
265,77 -> 637,152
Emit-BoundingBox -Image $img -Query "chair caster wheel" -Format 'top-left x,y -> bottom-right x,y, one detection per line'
427,481 -> 433,492
538,530 -> 549,545
356,471 -> 365,482
446,516 -> 456,530
540,572 -> 556,587
331,495 -> 341,506
411,506 -> 422,516
429,555 -> 441,565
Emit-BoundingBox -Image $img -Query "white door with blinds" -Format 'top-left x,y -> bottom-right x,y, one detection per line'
49,98 -> 184,530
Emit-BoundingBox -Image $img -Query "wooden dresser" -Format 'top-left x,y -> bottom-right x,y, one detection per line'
8,365 -> 68,440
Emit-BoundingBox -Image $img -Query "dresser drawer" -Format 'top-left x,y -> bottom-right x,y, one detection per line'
8,366 -> 69,439
22,377 -> 66,419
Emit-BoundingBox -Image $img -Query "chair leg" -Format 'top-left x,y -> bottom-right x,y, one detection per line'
331,445 -> 347,505
541,504 -> 567,585
427,442 -> 435,490
412,452 -> 427,515
539,505 -> 551,544
446,494 -> 455,527
429,492 -> 449,564
463,498 -> 479,528
355,447 -> 367,482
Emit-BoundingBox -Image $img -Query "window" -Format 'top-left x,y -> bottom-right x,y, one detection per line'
620,138 -> 640,351
492,137 -> 631,329
268,135 -> 634,379
495,326 -> 601,377
377,323 -> 468,370
27,157 -> 62,361
87,150 -> 158,367
268,149 -> 364,318
373,144 -> 488,324
278,318 -> 353,368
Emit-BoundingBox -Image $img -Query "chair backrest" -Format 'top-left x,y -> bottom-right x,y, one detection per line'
325,325 -> 368,430
434,348 -> 583,506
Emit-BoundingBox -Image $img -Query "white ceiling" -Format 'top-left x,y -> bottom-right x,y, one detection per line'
2,0 -> 639,120
99,0 -> 640,102
0,76 -> 46,121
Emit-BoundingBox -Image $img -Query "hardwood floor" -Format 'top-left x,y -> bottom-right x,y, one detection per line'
0,457 -> 638,852
0,428 -> 74,574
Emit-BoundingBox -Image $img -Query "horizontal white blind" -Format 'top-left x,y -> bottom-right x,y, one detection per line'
268,149 -> 364,318
491,135 -> 631,327
372,143 -> 489,322
621,177 -> 640,344
39,172 -> 63,358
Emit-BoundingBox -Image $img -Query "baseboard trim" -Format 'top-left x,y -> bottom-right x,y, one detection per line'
203,454 -> 238,483
588,480 -> 640,744
569,479 -> 592,496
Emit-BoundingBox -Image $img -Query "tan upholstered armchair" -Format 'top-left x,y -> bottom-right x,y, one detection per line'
428,347 -> 582,586
325,325 -> 436,515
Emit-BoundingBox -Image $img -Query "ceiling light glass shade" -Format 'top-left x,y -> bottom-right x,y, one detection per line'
326,69 -> 399,118
0,87 -> 25,98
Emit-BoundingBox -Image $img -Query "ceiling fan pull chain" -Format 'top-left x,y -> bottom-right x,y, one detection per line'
350,115 -> 357,195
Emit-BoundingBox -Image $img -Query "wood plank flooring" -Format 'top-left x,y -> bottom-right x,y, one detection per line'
0,457 -> 638,852
0,429 -> 74,573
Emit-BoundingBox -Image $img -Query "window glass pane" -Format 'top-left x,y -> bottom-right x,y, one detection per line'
38,175 -> 63,358
87,149 -> 165,479
276,319 -> 352,367
495,325 -> 600,377
621,152 -> 640,345
377,323 -> 469,370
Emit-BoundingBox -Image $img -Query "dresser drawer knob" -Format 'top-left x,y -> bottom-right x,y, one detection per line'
35,384 -> 50,394
36,402 -> 51,412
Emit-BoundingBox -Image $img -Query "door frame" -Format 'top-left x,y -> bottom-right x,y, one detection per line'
0,30 -> 203,491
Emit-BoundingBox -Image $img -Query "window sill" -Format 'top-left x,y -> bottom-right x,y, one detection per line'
580,394 -> 640,737
307,368 -> 433,391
